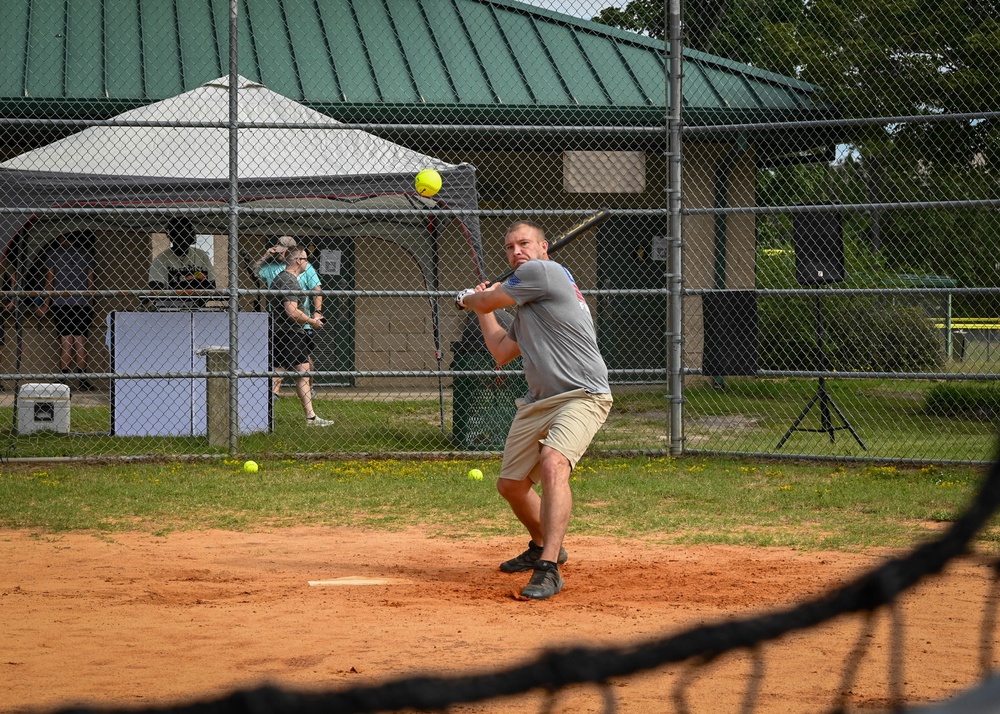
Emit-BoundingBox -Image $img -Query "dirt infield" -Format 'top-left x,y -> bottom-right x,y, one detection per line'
0,527 -> 992,713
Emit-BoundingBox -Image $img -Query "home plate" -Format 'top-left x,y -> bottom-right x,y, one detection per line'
308,576 -> 409,586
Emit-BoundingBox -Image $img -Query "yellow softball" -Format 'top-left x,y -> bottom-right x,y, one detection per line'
415,169 -> 443,197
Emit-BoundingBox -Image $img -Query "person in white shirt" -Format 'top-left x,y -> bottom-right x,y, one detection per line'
148,216 -> 216,293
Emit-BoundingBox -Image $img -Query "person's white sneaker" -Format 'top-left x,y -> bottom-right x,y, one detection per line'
306,416 -> 335,427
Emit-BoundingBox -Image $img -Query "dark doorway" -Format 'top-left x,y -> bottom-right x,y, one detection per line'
303,237 -> 356,387
596,215 -> 668,382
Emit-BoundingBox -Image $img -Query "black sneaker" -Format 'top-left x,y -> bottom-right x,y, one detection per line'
521,560 -> 563,600
499,540 -> 568,573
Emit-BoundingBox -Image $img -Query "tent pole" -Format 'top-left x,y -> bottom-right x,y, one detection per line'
431,217 -> 445,433
7,266 -> 23,448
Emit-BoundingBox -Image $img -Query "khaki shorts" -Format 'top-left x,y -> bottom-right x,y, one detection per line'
499,389 -> 613,483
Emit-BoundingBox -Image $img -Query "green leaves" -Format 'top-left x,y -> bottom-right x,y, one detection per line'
591,0 -> 999,121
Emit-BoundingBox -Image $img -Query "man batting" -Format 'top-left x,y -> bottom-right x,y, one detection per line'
456,220 -> 613,600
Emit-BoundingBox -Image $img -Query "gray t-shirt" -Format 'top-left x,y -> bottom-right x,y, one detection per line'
269,270 -> 303,333
501,259 -> 610,403
45,242 -> 95,306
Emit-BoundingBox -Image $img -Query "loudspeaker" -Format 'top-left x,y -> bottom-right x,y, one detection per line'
793,209 -> 844,285
702,290 -> 758,376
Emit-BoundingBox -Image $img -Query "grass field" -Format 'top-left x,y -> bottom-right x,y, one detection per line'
0,378 -> 996,463
681,378 -> 999,461
0,454 -> 992,551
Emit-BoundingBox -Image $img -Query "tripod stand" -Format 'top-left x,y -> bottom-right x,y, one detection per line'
776,294 -> 866,450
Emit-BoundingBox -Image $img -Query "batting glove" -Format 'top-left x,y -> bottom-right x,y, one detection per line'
455,288 -> 476,309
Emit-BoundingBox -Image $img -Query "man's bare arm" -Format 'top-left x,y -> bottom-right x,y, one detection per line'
283,299 -> 323,328
252,246 -> 283,274
463,283 -> 520,366
462,282 -> 516,314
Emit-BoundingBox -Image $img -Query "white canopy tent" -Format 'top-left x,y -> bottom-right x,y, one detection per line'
0,76 -> 484,434
0,75 -> 485,289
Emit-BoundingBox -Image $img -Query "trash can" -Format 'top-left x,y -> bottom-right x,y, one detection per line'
18,383 -> 71,435
450,312 -> 527,450
953,330 -> 967,361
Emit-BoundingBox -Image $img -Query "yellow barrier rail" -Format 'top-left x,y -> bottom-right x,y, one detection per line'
933,320 -> 1000,330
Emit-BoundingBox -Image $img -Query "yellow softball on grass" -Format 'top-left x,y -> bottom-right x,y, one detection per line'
467,468 -> 484,481
244,460 -> 259,473
415,169 -> 443,197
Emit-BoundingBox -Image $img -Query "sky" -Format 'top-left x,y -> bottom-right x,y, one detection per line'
521,0 -> 623,19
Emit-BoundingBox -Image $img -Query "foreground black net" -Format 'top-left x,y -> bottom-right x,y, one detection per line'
58,450 -> 1000,714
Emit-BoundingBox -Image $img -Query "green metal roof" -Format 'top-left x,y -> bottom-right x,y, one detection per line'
0,0 -> 836,127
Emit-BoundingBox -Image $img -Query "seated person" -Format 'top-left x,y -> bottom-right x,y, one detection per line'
148,216 -> 217,294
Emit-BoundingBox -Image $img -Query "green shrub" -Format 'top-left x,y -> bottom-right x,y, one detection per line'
757,295 -> 818,370
924,383 -> 1000,423
756,240 -> 946,373
827,298 -> 944,372
759,295 -> 944,372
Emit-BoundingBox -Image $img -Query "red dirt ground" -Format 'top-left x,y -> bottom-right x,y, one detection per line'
0,527 -> 993,713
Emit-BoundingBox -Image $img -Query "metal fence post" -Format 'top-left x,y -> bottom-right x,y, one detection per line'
227,0 -> 240,455
668,0 -> 685,456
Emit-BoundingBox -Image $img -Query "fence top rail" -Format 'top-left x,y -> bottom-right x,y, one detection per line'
2,287 -> 995,298
0,287 -> 668,299
688,369 -> 1000,380
4,109 -> 997,135
687,198 -> 1000,216
0,206 -> 629,218
685,109 -> 1000,134
0,117 -> 666,134
5,202 -> 999,217
688,287 -> 1000,296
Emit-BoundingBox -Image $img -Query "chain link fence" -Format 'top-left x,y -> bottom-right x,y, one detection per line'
0,0 -> 995,463
679,0 -> 1000,463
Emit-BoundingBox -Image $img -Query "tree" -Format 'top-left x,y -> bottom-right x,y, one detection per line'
592,0 -> 740,51
592,0 -> 1000,121
593,0 -> 999,306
